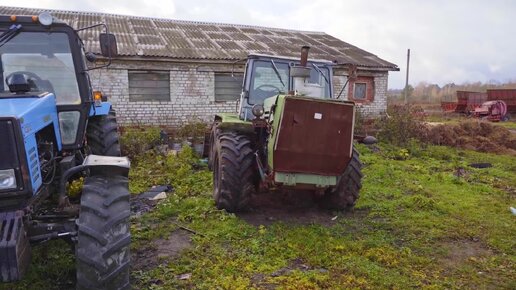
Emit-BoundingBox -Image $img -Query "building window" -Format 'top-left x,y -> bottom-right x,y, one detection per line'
349,76 -> 374,102
128,71 -> 170,102
215,73 -> 243,102
353,83 -> 367,99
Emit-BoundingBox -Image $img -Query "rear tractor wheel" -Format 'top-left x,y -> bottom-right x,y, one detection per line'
207,122 -> 219,171
320,148 -> 363,210
86,108 -> 121,156
212,131 -> 257,212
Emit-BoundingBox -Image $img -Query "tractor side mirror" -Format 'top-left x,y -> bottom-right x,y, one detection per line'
99,33 -> 118,57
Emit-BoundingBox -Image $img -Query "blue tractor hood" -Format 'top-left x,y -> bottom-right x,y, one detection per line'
0,93 -> 62,150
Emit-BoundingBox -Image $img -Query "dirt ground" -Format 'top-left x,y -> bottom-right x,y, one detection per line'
439,239 -> 493,270
239,190 -> 366,226
132,229 -> 193,271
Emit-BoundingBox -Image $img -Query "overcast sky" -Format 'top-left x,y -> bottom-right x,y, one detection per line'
3,0 -> 515,89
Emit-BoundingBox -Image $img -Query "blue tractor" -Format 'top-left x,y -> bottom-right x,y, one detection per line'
0,12 -> 131,289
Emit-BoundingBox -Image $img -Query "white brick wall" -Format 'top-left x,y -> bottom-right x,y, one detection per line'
89,60 -> 237,127
332,72 -> 389,117
89,60 -> 389,127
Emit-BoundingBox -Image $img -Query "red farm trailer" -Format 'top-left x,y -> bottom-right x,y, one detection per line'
442,91 -> 487,114
487,89 -> 516,114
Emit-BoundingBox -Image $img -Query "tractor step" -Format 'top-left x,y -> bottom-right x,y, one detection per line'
0,211 -> 31,282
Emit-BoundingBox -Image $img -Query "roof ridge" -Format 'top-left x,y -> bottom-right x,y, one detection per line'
0,5 -> 326,35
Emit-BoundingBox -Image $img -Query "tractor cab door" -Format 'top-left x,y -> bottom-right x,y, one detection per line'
0,19 -> 117,151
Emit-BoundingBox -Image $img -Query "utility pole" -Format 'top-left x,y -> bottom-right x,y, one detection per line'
404,48 -> 410,104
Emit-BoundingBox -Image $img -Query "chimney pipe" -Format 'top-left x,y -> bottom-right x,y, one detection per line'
300,46 -> 310,67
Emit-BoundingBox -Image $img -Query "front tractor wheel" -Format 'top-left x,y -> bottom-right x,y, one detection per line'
213,132 -> 257,212
320,148 -> 363,210
76,175 -> 131,290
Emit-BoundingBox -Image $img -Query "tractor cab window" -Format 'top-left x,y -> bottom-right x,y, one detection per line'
0,32 -> 80,105
249,60 -> 289,104
298,63 -> 331,98
310,64 -> 331,97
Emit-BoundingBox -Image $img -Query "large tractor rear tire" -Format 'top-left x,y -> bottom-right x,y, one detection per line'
207,123 -> 219,171
212,131 -> 257,212
86,108 -> 121,156
320,148 -> 363,210
76,175 -> 131,290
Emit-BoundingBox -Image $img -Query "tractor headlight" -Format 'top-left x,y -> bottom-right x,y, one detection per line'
252,104 -> 264,118
0,169 -> 16,190
38,12 -> 53,26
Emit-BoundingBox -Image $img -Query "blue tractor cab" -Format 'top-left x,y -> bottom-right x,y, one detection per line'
0,12 -> 131,288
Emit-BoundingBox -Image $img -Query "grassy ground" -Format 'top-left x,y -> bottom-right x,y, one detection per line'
3,144 -> 515,289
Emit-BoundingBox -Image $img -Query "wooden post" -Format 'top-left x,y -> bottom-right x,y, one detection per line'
404,48 -> 410,104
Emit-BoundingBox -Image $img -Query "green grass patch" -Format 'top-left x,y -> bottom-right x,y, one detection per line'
130,144 -> 516,289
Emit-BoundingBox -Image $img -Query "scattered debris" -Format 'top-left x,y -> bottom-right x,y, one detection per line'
510,207 -> 516,216
138,185 -> 173,200
469,163 -> 492,169
155,144 -> 169,155
130,197 -> 157,218
131,185 -> 173,217
454,167 -> 467,178
362,135 -> 378,145
178,273 -> 192,280
150,192 -> 167,201
331,215 -> 339,221
174,223 -> 204,237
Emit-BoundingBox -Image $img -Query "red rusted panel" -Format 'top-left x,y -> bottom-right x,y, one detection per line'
454,91 -> 486,113
441,101 -> 458,112
467,92 -> 487,111
273,97 -> 354,176
455,91 -> 471,113
487,89 -> 516,113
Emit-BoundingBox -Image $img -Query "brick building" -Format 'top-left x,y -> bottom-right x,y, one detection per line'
1,6 -> 399,126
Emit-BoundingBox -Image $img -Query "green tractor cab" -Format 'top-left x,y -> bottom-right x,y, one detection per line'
0,12 -> 131,288
206,47 -> 363,212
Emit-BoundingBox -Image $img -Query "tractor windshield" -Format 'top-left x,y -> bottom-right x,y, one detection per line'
248,59 -> 331,104
249,60 -> 289,104
0,31 -> 80,105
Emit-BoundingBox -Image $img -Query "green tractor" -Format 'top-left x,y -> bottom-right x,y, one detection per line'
206,47 -> 362,212
0,12 -> 130,288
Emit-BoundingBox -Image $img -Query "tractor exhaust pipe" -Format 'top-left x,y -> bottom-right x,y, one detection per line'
300,46 -> 310,67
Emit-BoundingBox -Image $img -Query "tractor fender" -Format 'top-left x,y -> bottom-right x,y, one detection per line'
89,102 -> 112,117
214,113 -> 254,133
58,155 -> 130,207
82,155 -> 130,176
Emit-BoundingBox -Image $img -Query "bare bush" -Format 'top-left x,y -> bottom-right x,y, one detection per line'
376,104 -> 427,147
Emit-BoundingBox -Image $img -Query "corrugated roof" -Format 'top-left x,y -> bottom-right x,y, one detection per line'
0,6 -> 398,70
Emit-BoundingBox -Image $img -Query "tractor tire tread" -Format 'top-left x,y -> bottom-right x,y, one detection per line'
320,147 -> 363,210
213,131 -> 256,212
86,109 -> 121,157
76,175 -> 130,290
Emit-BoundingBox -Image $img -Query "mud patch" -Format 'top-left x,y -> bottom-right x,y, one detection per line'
439,239 -> 493,270
132,229 -> 192,271
239,189 -> 366,226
